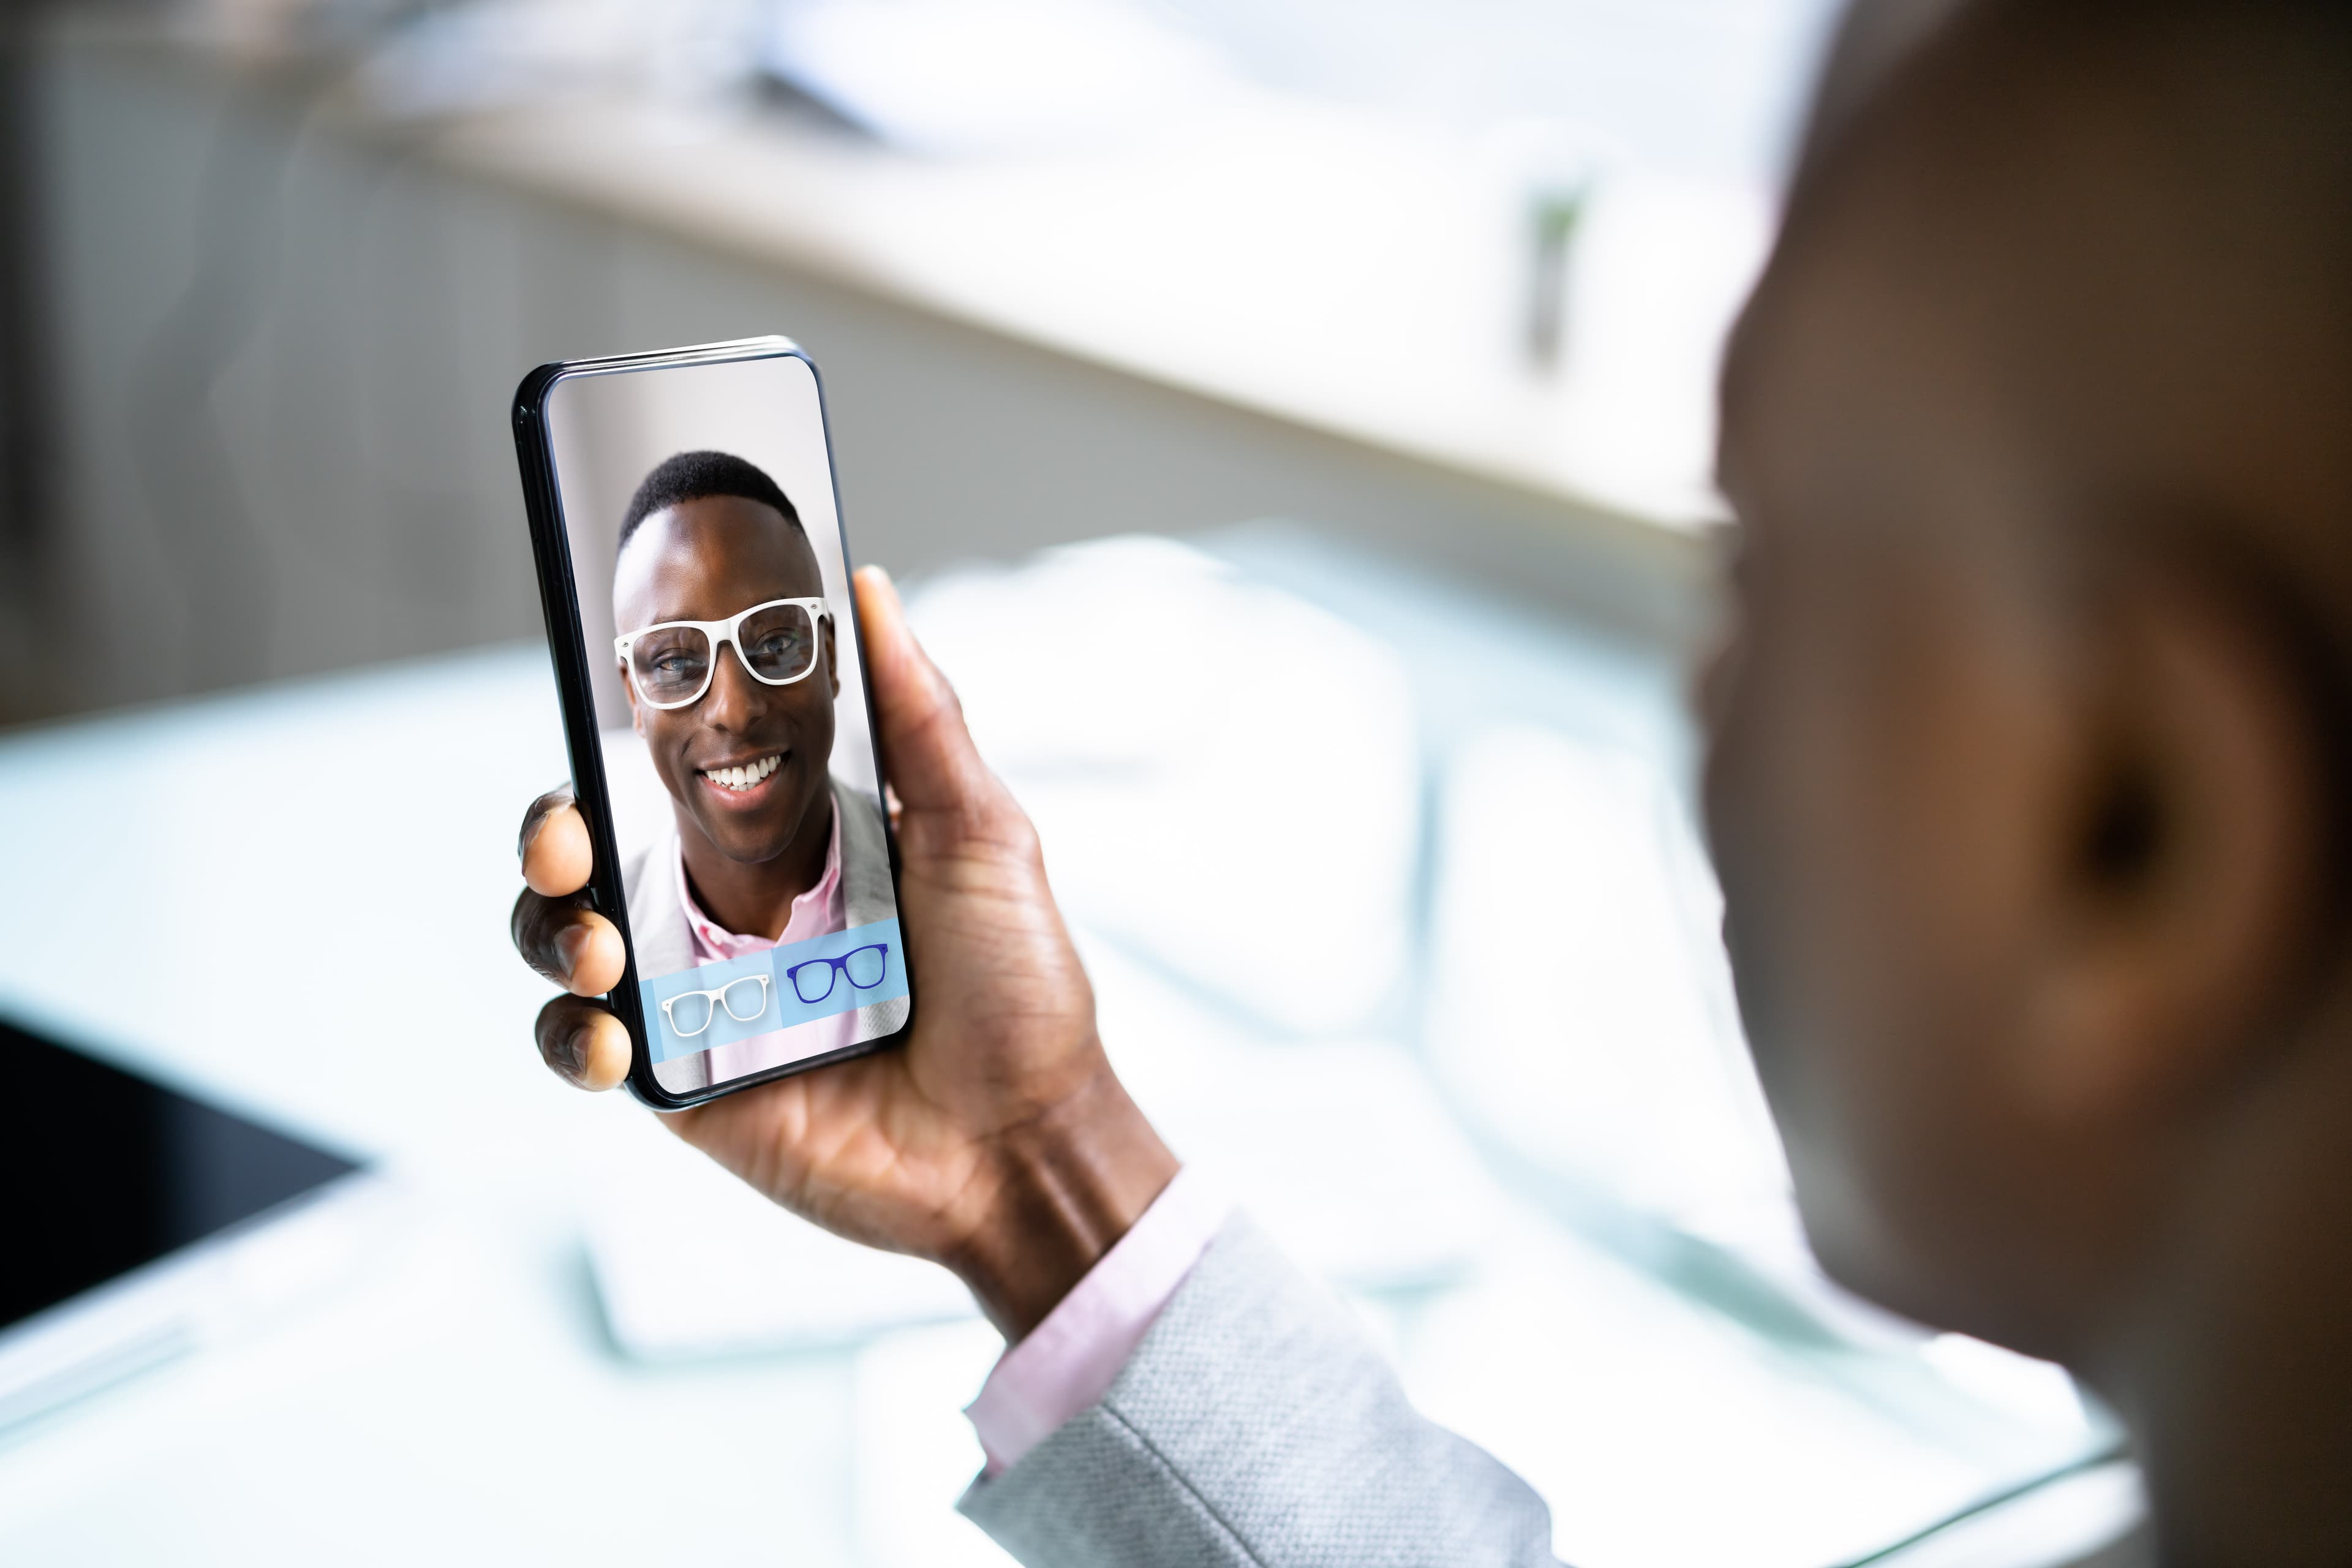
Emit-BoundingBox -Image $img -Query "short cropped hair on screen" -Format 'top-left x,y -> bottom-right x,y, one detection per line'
617,450 -> 807,556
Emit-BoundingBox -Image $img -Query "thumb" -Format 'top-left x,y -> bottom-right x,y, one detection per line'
854,564 -> 998,818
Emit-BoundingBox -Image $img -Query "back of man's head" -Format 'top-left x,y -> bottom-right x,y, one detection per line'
1754,0 -> 2352,729
1707,3 -> 2352,1557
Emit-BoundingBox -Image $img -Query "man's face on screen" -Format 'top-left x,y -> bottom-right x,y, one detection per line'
614,496 -> 840,867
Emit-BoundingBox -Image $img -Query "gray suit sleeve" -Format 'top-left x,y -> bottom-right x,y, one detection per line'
957,1214 -> 1561,1568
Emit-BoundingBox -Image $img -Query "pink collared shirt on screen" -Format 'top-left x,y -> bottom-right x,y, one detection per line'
963,1164 -> 1232,1477
677,802 -> 858,1077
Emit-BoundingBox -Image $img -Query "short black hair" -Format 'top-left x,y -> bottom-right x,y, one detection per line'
617,450 -> 804,558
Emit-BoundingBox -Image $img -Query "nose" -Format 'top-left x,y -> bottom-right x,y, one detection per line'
699,636 -> 773,730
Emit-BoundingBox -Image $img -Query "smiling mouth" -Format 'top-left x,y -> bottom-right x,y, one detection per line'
701,753 -> 783,793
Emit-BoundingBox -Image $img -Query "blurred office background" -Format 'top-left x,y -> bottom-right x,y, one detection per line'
0,2 -> 2146,1566
0,0 -> 1831,722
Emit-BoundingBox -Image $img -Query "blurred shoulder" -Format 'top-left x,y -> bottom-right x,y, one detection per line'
832,777 -> 887,841
831,778 -> 894,926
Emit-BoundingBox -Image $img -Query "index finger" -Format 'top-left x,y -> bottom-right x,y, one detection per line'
520,786 -> 593,897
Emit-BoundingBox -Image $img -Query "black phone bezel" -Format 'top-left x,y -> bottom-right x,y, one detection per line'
510,335 -> 916,1110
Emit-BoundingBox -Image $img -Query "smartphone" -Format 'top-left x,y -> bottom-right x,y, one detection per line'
511,336 -> 914,1108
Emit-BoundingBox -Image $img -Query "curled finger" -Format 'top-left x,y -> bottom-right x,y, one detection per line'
535,995 -> 631,1090
510,889 -> 626,995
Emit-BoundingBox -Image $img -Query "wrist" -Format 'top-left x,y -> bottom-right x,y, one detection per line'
945,1058 -> 1179,1339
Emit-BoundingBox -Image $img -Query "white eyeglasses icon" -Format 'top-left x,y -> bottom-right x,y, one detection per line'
659,974 -> 773,1039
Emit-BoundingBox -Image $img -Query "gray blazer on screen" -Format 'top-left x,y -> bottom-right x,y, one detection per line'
957,1215 -> 2152,1568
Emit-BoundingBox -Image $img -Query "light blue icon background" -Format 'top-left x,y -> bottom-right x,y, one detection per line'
641,918 -> 907,1065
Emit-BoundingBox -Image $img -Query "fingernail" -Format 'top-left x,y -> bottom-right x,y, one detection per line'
518,807 -> 548,864
554,924 -> 590,979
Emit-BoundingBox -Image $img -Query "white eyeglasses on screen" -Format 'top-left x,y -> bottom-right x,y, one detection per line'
658,974 -> 774,1039
615,598 -> 830,711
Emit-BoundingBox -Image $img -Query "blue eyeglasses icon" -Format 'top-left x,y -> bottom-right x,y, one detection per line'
784,943 -> 891,1006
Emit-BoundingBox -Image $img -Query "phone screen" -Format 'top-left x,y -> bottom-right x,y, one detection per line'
537,347 -> 908,1098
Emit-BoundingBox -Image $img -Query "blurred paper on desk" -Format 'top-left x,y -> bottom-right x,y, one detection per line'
908,537 -> 1420,1038
1156,1041 -> 1510,1291
1080,933 -> 1508,1290
584,1119 -> 974,1360
1424,725 -> 1792,1248
585,930 -> 1506,1360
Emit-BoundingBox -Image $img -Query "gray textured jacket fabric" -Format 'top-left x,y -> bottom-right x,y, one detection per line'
959,1214 -> 1556,1567
622,780 -> 908,1094
957,1215 -> 2151,1568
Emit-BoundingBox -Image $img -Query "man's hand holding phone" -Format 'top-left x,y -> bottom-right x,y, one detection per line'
511,566 -> 1177,1337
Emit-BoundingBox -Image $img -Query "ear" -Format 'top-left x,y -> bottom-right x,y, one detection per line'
2021,560 -> 2332,1119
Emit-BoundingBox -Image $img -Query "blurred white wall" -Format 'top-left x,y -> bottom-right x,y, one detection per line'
4,20 -> 1707,724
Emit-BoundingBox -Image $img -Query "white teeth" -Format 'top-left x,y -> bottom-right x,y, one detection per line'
704,755 -> 780,792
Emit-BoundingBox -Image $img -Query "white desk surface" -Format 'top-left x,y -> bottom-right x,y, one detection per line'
0,613 -> 2134,1567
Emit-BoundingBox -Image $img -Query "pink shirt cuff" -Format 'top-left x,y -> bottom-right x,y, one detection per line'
964,1165 -> 1232,1477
